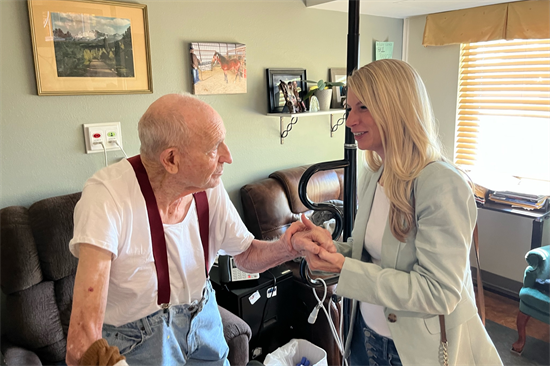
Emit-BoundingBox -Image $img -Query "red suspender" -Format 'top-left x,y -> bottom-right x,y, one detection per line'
194,190 -> 210,275
128,155 -> 210,307
128,155 -> 170,305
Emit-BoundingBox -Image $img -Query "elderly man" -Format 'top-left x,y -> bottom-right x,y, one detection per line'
66,94 -> 324,366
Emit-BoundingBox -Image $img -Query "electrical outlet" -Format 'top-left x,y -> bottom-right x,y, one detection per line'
83,122 -> 123,154
89,128 -> 104,147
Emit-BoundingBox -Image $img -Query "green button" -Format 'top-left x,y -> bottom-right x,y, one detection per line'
107,132 -> 116,137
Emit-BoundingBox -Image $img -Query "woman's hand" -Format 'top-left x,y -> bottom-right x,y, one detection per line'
305,247 -> 345,273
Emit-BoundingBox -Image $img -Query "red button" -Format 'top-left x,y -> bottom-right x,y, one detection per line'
93,133 -> 101,138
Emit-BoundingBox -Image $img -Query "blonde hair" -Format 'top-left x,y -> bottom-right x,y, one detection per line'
348,59 -> 449,242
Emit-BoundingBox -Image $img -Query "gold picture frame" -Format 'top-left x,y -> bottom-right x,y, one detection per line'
27,0 -> 153,96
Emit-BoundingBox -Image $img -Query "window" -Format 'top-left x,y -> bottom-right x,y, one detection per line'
455,39 -> 550,182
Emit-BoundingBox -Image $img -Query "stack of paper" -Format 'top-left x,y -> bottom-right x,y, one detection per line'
488,191 -> 548,210
467,171 -> 550,211
473,183 -> 489,205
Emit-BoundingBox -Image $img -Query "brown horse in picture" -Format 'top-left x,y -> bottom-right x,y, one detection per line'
211,52 -> 243,83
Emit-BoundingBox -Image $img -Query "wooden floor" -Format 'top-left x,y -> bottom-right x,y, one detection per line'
482,288 -> 549,343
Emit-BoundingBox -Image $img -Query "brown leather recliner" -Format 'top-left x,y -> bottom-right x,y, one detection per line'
240,164 -> 344,366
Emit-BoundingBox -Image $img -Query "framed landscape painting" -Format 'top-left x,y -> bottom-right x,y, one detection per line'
27,0 -> 152,96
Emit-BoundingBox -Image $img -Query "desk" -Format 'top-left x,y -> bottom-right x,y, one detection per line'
478,201 -> 550,249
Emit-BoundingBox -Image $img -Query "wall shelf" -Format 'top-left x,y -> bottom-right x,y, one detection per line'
267,109 -> 346,144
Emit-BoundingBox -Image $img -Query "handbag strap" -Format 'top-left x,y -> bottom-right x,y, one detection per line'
128,155 -> 210,306
472,223 -> 486,325
439,315 -> 449,366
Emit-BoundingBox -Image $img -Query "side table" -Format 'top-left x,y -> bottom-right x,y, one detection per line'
479,201 -> 550,250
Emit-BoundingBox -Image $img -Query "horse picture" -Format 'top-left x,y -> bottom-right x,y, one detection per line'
190,42 -> 246,95
211,51 -> 243,83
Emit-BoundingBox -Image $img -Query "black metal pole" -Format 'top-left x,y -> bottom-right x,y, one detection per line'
297,0 -> 361,289
341,0 -> 361,343
343,0 -> 360,241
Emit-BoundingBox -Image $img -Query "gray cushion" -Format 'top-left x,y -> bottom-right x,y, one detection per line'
1,342 -> 42,366
34,338 -> 67,364
55,276 -> 75,337
29,193 -> 80,281
0,206 -> 43,294
5,281 -> 64,352
218,305 -> 251,366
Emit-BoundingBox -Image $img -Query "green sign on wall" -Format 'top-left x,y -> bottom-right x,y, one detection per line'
375,41 -> 394,60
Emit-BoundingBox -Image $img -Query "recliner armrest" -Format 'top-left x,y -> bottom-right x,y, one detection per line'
1,341 -> 42,366
218,305 -> 252,341
218,305 -> 252,366
524,245 -> 550,288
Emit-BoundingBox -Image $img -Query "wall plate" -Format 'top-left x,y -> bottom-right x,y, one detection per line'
83,122 -> 123,154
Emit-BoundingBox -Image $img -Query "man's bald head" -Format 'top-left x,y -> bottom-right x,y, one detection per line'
138,93 -> 221,161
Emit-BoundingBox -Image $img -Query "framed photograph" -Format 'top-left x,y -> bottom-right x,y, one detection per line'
27,0 -> 152,96
190,42 -> 246,95
330,68 -> 347,108
266,68 -> 307,113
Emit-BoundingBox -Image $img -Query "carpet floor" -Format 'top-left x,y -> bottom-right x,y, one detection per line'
486,319 -> 550,366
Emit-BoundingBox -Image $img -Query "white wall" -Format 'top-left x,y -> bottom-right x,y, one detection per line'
406,15 -> 549,284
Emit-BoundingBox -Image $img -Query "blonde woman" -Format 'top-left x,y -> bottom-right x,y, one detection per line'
292,59 -> 502,366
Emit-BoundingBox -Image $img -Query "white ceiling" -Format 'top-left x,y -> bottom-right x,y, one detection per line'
304,0 -> 521,19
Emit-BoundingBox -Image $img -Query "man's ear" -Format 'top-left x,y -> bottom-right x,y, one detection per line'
159,147 -> 179,174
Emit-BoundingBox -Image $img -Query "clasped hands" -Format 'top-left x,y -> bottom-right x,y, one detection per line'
284,214 -> 345,273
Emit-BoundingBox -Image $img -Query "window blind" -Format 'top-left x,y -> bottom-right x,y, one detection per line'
455,39 -> 550,174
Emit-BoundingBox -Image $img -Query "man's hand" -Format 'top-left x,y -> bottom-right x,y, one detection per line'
290,214 -> 337,256
280,219 -> 306,257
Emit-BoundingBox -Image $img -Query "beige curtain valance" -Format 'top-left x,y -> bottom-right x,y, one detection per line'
423,0 -> 550,46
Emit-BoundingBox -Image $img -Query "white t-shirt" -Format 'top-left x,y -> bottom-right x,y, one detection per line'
69,159 -> 254,326
360,183 -> 393,338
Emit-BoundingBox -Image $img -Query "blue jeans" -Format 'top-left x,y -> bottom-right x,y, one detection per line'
350,312 -> 402,366
102,280 -> 229,366
192,68 -> 200,84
